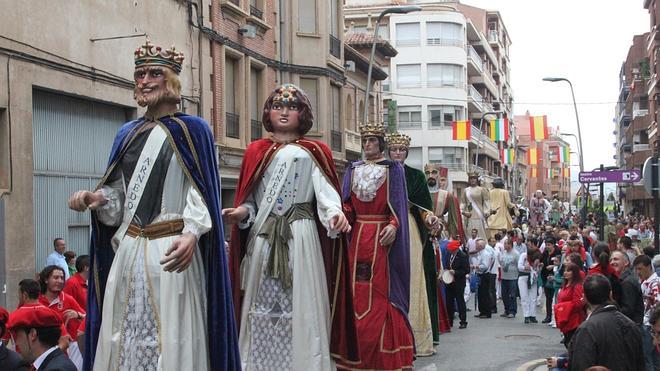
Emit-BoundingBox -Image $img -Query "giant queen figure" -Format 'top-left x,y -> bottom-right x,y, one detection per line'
338,123 -> 414,370
68,40 -> 240,371
223,84 -> 358,370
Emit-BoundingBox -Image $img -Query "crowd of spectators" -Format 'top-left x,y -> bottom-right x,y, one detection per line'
1,238 -> 87,370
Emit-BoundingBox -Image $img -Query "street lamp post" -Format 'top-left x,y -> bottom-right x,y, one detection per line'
363,5 -> 421,126
543,77 -> 587,224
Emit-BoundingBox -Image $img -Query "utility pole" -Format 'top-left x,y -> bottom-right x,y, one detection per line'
654,139 -> 659,253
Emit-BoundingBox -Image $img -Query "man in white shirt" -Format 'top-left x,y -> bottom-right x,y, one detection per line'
45,238 -> 70,281
466,228 -> 479,268
490,235 -> 504,314
472,239 -> 494,318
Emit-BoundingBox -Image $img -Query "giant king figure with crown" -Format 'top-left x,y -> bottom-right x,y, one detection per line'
68,40 -> 240,371
337,124 -> 414,370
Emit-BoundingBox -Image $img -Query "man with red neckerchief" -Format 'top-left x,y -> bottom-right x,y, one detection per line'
38,266 -> 84,340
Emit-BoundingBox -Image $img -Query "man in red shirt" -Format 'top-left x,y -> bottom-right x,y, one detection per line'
62,255 -> 88,311
38,266 -> 84,339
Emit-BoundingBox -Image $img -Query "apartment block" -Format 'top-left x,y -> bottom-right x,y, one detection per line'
615,33 -> 654,215
344,0 -> 513,199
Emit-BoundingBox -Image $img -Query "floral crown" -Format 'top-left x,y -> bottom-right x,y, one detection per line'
134,39 -> 184,74
272,84 -> 300,105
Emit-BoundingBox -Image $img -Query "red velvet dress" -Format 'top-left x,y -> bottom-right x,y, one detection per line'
341,181 -> 414,370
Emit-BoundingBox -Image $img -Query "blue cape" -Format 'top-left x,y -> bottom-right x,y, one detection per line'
84,113 -> 241,371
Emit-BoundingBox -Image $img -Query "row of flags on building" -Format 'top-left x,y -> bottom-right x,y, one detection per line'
451,115 -> 571,177
451,116 -> 550,141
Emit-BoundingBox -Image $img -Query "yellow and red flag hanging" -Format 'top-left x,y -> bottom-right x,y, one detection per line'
529,116 -> 548,141
528,147 -> 540,165
563,167 -> 570,178
530,167 -> 537,178
452,120 -> 471,140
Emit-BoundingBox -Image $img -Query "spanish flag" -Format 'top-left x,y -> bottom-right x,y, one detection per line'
563,167 -> 570,178
452,120 -> 471,140
529,116 -> 548,141
528,147 -> 540,165
490,118 -> 509,142
530,167 -> 537,178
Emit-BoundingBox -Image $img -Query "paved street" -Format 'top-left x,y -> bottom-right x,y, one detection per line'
414,295 -> 565,371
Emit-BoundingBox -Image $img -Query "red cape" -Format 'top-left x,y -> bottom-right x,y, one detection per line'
229,138 -> 359,364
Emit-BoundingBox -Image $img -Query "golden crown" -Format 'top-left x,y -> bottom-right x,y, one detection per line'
385,132 -> 411,148
358,122 -> 386,138
134,39 -> 184,74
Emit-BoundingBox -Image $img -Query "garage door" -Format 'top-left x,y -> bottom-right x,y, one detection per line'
33,90 -> 128,271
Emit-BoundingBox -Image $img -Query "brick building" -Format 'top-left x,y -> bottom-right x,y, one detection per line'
615,33 -> 653,215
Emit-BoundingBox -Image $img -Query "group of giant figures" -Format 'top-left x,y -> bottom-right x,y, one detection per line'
66,40 -> 517,371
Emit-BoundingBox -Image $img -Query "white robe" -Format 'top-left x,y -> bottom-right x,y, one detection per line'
93,125 -> 212,371
238,144 -> 341,371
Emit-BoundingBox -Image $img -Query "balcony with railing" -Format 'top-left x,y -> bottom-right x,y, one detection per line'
470,125 -> 499,160
467,85 -> 484,113
345,129 -> 361,153
467,45 -> 484,76
226,112 -> 240,139
329,35 -> 341,58
331,130 -> 342,152
250,119 -> 262,142
442,162 -> 467,172
250,5 -> 263,18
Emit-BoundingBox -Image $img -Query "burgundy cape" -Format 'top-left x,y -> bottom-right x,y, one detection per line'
228,138 -> 360,364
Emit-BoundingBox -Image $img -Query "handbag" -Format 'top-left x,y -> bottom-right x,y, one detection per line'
553,300 -> 581,333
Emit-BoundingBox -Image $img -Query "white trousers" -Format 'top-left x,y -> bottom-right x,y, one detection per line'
517,276 -> 537,318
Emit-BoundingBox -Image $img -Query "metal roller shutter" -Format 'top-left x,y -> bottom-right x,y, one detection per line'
33,90 -> 128,271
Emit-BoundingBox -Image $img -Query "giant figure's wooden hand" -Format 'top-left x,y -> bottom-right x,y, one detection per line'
161,232 -> 197,273
221,206 -> 249,225
329,212 -> 351,233
379,225 -> 397,246
68,190 -> 106,211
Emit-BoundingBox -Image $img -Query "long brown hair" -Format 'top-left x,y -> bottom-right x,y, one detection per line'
563,262 -> 582,287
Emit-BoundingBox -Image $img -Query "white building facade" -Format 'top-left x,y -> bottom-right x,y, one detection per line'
345,1 -> 513,197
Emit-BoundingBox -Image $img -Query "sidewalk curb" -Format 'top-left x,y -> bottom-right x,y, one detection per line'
517,358 -> 546,371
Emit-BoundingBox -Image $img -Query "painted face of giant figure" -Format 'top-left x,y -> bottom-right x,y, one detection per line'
133,66 -> 181,108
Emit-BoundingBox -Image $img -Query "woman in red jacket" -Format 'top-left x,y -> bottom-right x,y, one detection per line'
554,262 -> 586,348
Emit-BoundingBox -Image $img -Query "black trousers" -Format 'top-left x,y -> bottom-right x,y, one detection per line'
544,286 -> 555,320
477,273 -> 493,316
489,272 -> 497,312
446,279 -> 467,325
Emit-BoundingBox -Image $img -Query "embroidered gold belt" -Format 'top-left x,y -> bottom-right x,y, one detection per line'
126,219 -> 184,240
